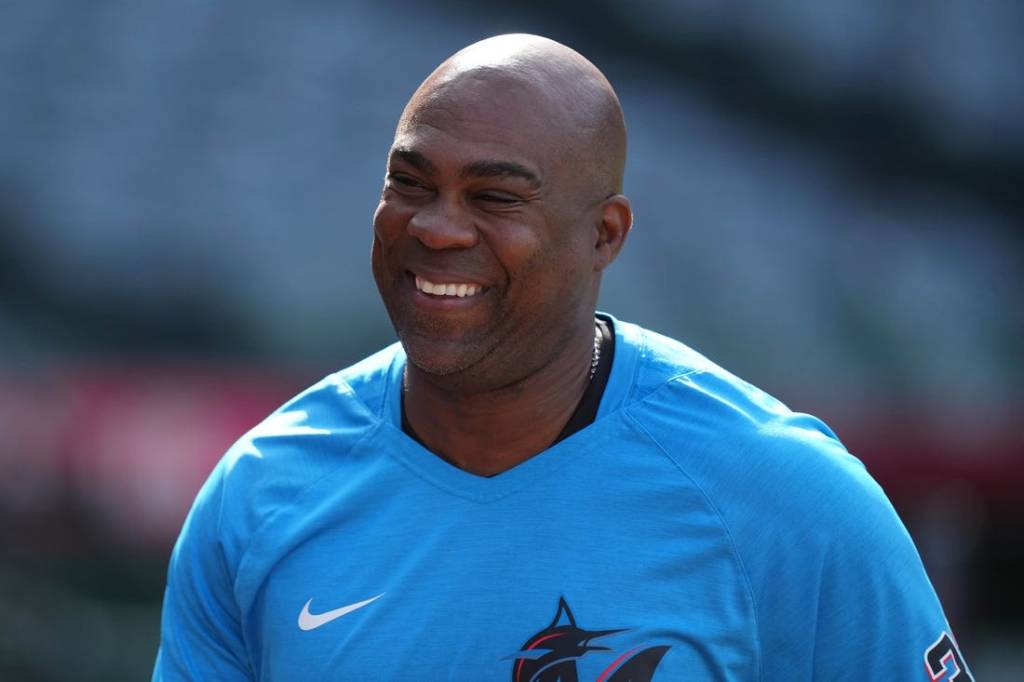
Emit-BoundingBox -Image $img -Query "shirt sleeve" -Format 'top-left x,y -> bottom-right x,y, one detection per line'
748,424 -> 973,680
152,463 -> 254,681
803,493 -> 971,680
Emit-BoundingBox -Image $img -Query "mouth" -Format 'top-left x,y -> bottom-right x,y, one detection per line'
412,273 -> 487,299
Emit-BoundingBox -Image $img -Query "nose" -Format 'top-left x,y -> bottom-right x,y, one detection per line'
406,195 -> 478,250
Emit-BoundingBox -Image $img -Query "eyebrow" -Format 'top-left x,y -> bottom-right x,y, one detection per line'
460,160 -> 542,189
390,147 -> 542,190
390,148 -> 437,175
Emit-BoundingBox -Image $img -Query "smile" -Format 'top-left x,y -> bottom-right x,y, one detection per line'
414,275 -> 485,298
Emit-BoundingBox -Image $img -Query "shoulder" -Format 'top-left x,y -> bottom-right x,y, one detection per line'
618,321 -> 953,675
619,321 -> 795,427
188,344 -> 402,560
223,343 -> 399,476
618,320 -> 891,544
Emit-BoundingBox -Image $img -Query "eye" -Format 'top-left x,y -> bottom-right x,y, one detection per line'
476,191 -> 521,206
385,173 -> 431,195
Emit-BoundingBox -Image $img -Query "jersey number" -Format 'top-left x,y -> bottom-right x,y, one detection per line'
924,632 -> 972,681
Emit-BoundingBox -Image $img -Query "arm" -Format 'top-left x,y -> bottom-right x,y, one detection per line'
153,464 -> 254,681
750,423 -> 973,680
800,484 -> 972,680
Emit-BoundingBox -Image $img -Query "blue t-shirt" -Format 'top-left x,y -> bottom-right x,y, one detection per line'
154,317 -> 970,681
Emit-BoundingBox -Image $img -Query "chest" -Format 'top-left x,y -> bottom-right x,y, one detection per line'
244,469 -> 758,681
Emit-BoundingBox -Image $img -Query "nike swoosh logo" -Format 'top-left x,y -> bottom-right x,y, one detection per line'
297,593 -> 384,631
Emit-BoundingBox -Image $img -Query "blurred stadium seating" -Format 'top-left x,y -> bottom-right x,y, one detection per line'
1,0 -> 1021,678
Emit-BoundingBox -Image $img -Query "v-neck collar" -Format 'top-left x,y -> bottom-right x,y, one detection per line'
378,312 -> 642,503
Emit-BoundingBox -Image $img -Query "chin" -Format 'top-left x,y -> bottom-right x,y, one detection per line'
401,334 -> 485,377
385,301 -> 498,377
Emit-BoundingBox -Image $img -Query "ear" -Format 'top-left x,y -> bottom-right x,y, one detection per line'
593,194 -> 632,272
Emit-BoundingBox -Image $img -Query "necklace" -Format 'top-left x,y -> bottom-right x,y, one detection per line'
401,324 -> 603,384
589,322 -> 602,381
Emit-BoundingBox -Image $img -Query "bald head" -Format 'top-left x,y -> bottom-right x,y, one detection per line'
400,34 -> 627,196
373,34 -> 634,385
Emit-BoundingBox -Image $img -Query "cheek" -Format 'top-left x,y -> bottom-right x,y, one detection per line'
371,202 -> 403,289
533,229 -> 596,302
487,223 -> 587,298
482,225 -> 536,262
372,200 -> 410,249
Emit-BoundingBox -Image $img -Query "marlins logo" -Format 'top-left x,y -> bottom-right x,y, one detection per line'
512,597 -> 669,682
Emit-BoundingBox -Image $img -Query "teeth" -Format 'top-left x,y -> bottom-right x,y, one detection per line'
415,276 -> 483,298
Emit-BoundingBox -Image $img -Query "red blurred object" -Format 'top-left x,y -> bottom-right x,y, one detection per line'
1,366 -> 1020,548
841,411 -> 1024,512
0,364 -> 307,547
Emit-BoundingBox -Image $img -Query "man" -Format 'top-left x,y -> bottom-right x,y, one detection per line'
154,35 -> 971,680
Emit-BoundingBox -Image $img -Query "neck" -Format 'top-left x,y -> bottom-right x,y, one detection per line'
403,320 -> 596,477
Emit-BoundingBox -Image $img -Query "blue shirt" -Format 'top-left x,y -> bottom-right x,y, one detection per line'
154,316 -> 970,680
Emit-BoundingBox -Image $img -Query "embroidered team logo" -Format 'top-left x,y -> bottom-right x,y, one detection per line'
924,631 -> 973,681
511,597 -> 669,682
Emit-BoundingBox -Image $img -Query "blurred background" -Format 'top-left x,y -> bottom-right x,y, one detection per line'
1,0 -> 1021,679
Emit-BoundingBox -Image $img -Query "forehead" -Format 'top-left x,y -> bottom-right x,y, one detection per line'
393,74 -> 573,178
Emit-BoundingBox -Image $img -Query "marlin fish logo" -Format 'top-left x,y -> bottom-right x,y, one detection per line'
512,597 -> 669,682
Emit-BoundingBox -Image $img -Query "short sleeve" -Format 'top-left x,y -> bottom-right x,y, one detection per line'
803,479 -> 973,680
747,425 -> 973,680
152,463 -> 253,681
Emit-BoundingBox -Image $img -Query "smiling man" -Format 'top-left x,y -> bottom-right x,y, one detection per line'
372,37 -> 630,477
154,35 -> 970,680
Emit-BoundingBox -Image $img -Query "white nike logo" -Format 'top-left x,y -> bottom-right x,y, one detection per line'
297,593 -> 384,631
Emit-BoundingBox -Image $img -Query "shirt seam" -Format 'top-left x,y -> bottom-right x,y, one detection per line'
229,418 -> 386,616
211,464 -> 259,679
623,399 -> 763,682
